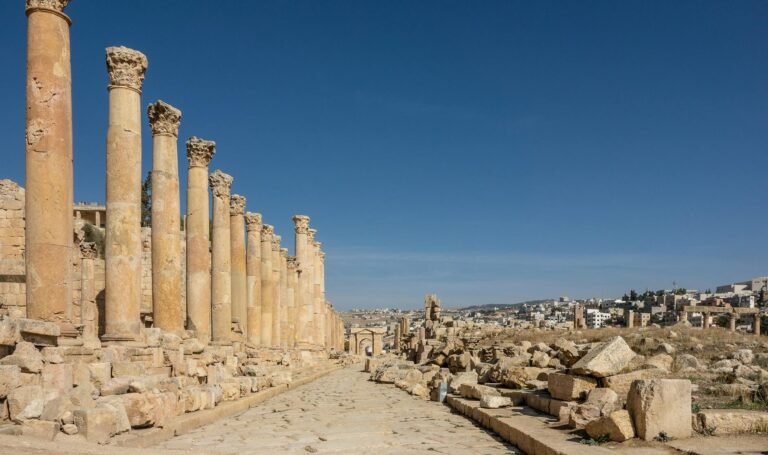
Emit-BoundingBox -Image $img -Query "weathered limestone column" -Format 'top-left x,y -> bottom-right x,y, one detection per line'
229,195 -> 247,338
393,324 -> 400,352
244,212 -> 262,345
626,310 -> 634,329
24,0 -> 74,330
147,100 -> 183,333
292,215 -> 313,347
309,230 -> 321,345
209,170 -> 233,345
703,312 -> 710,329
279,248 -> 290,347
271,235 -> 282,346
79,242 -> 100,348
754,314 -> 761,336
259,225 -> 274,346
103,46 -> 148,343
185,137 -> 215,343
287,257 -> 299,347
729,313 -> 737,332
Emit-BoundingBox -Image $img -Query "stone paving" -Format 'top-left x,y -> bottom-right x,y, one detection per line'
157,365 -> 519,454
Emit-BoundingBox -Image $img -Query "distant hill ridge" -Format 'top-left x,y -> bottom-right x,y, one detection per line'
454,299 -> 553,311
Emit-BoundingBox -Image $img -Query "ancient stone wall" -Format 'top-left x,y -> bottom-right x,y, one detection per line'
0,180 -> 26,318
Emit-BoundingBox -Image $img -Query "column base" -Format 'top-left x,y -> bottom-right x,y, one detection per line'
210,340 -> 233,346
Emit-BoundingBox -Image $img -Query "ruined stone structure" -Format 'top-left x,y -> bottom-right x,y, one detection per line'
350,327 -> 385,356
0,1 -> 347,442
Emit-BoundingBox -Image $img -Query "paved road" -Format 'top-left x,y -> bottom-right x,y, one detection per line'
158,365 -> 518,454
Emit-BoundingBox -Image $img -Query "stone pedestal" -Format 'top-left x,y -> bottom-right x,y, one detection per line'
24,0 -> 75,334
185,137 -> 215,344
229,195 -> 247,338
103,46 -> 148,343
259,225 -> 274,346
147,100 -> 183,334
244,213 -> 262,346
209,170 -> 233,345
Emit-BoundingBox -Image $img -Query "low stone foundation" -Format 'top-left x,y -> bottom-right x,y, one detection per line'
0,315 -> 351,444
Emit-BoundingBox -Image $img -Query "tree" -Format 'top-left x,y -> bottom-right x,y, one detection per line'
622,293 -> 630,302
629,289 -> 638,301
141,171 -> 152,227
674,288 -> 687,295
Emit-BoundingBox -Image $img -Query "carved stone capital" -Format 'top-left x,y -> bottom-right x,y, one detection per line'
106,46 -> 148,93
287,257 -> 298,270
79,242 -> 98,260
244,212 -> 262,231
186,137 -> 216,168
280,248 -> 288,258
308,228 -> 317,242
229,195 -> 246,216
319,251 -> 326,262
147,100 -> 182,137
26,0 -> 70,20
271,235 -> 281,252
208,170 -> 233,198
261,224 -> 274,242
292,215 -> 310,234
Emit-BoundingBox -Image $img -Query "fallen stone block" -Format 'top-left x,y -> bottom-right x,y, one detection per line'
448,371 -> 478,394
694,409 -> 768,435
627,379 -> 691,441
74,407 -> 116,443
459,383 -> 499,400
601,368 -> 667,398
0,365 -> 20,398
547,372 -> 597,401
20,419 -> 59,441
0,341 -> 44,373
586,410 -> 635,442
120,393 -> 155,428
480,395 -> 512,409
8,384 -> 44,422
17,319 -> 60,346
42,363 -> 73,391
96,396 -> 131,434
584,388 -> 620,416
571,337 -> 635,378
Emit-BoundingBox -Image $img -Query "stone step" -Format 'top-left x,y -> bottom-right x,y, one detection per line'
446,396 -> 613,455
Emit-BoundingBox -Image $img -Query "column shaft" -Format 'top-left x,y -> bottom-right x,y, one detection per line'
209,170 -> 233,344
230,195 -> 247,338
245,213 -> 262,345
148,101 -> 183,333
292,216 -> 312,346
103,47 -> 147,343
25,1 -> 74,329
185,138 -> 215,343
271,236 -> 282,346
259,225 -> 274,346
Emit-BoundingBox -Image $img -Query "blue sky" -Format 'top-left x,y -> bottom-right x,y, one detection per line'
2,1 -> 766,309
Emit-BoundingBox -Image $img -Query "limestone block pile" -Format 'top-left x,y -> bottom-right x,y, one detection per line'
0,315 -> 341,442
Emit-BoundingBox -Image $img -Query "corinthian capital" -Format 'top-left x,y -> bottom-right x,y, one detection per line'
79,242 -> 98,260
271,235 -> 281,252
292,215 -> 310,234
244,212 -> 262,232
308,228 -> 317,242
147,101 -> 182,137
287,257 -> 298,270
106,46 -> 148,93
261,224 -> 274,242
280,248 -> 288,258
230,195 -> 246,216
26,0 -> 69,15
319,251 -> 326,262
186,137 -> 216,168
208,170 -> 233,198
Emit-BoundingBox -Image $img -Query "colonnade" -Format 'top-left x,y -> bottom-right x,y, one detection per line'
22,0 -> 345,351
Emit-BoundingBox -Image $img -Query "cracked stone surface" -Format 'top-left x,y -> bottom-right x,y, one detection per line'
158,366 -> 518,454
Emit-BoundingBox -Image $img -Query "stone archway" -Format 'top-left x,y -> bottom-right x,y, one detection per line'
349,327 -> 386,355
359,338 -> 372,356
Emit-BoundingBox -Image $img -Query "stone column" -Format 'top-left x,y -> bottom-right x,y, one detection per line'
79,242 -> 100,348
185,137 -> 215,344
309,230 -> 323,346
292,215 -> 313,347
271,235 -> 282,346
626,310 -> 634,329
754,314 -> 761,336
24,0 -> 75,332
393,324 -> 401,352
287,257 -> 299,348
103,46 -> 148,343
259,225 -> 274,346
209,170 -> 233,345
147,100 -> 183,334
702,312 -> 710,329
244,212 -> 262,346
729,313 -> 737,332
279,248 -> 290,347
229,195 -> 247,338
